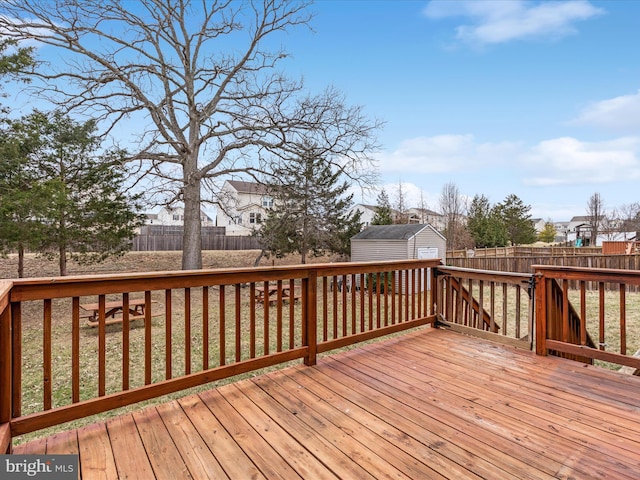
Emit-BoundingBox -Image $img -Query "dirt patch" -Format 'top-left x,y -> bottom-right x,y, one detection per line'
0,250 -> 342,279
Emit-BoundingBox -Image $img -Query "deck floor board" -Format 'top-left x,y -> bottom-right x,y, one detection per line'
12,327 -> 640,479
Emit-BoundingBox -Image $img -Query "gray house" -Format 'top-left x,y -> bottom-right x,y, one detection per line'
350,224 -> 446,292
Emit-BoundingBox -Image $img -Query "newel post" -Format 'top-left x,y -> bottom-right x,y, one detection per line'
534,269 -> 548,356
0,283 -> 12,453
430,265 -> 438,317
303,270 -> 318,366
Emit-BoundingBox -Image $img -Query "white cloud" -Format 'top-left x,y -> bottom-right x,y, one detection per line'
522,136 -> 640,185
423,0 -> 604,46
376,134 -> 521,174
377,133 -> 640,193
571,89 -> 640,132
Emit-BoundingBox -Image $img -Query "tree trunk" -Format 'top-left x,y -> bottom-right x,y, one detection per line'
18,244 -> 24,278
253,249 -> 265,267
182,173 -> 203,270
59,245 -> 67,276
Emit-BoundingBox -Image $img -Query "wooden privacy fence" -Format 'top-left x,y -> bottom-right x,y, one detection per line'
448,254 -> 640,291
447,246 -> 601,258
132,225 -> 261,251
535,265 -> 640,372
0,259 -> 438,449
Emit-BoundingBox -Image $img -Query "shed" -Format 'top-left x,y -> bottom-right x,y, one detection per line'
350,224 -> 446,292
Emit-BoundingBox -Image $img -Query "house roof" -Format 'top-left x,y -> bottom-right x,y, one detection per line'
226,180 -> 268,195
407,207 -> 443,217
570,215 -> 590,222
352,224 -> 435,241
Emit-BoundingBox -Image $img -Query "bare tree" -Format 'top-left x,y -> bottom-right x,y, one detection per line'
586,192 -> 605,246
417,190 -> 428,223
619,202 -> 640,238
392,180 -> 409,224
439,182 -> 467,250
0,0 -> 381,269
600,208 -> 620,241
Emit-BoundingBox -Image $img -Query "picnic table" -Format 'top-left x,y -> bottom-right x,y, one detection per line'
80,298 -> 160,327
254,284 -> 300,305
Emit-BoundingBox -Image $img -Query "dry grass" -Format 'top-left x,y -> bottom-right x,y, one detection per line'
0,249 -> 342,280
568,289 -> 640,367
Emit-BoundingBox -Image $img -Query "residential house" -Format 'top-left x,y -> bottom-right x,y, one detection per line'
553,221 -> 570,242
349,204 -> 378,227
216,180 -> 272,236
530,218 -> 547,234
349,204 -> 445,231
407,207 -> 446,232
145,206 -> 214,227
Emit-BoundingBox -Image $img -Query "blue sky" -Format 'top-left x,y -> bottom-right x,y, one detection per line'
8,0 -> 640,222
279,0 -> 640,221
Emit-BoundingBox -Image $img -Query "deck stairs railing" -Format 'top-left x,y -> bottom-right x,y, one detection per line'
433,266 -> 534,350
535,265 -> 640,372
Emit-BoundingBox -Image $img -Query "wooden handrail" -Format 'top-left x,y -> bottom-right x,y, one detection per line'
4,259 -> 440,446
534,265 -> 640,369
0,280 -> 12,454
433,266 -> 534,349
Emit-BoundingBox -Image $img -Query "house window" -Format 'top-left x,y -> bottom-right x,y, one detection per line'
250,212 -> 262,224
262,196 -> 273,208
173,214 -> 180,220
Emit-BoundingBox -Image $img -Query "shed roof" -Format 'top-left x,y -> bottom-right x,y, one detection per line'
352,224 -> 434,241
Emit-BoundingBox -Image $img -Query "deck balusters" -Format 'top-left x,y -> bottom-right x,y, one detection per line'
72,297 -> 80,402
202,286 -> 209,370
122,293 -> 130,389
219,285 -> 225,366
97,295 -> 106,396
3,259 -> 439,438
165,289 -> 172,380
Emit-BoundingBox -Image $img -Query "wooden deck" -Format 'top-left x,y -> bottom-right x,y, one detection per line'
13,327 -> 640,479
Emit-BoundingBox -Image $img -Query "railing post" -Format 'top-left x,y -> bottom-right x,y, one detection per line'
430,266 -> 439,318
0,282 -> 12,453
303,270 -> 317,366
534,269 -> 547,356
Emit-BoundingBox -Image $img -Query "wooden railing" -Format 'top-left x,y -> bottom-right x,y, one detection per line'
0,259 -> 438,448
433,266 -> 535,349
535,265 -> 640,371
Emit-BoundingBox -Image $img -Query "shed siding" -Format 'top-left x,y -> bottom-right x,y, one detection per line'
405,229 -> 446,261
351,240 -> 407,262
350,224 -> 446,295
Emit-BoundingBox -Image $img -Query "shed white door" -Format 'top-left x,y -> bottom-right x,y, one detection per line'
417,247 -> 438,289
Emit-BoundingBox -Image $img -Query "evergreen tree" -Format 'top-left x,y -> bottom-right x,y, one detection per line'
495,194 -> 537,246
0,121 -> 48,276
467,194 -> 507,248
258,143 -> 362,263
0,39 -> 37,277
11,111 -> 145,276
371,189 -> 393,225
